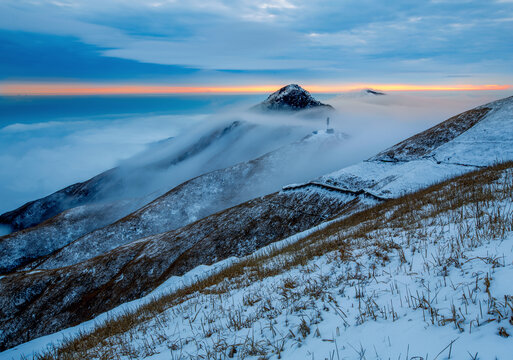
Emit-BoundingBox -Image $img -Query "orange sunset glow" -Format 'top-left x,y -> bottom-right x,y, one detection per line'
0,82 -> 510,96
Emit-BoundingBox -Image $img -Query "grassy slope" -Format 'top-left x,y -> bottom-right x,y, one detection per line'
27,161 -> 513,359
0,190 -> 359,352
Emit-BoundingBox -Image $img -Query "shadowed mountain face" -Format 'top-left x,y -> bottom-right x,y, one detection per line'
0,131 -> 350,274
0,121 -> 247,232
253,84 -> 334,112
0,96 -> 512,351
0,85 -> 332,233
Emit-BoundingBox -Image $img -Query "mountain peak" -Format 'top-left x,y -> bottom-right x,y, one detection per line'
253,84 -> 334,112
363,89 -> 386,96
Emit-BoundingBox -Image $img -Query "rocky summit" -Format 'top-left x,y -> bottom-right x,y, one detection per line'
253,84 -> 334,111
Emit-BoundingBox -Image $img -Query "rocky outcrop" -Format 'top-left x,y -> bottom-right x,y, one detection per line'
253,84 -> 333,112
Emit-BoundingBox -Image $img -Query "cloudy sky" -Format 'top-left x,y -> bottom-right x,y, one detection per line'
1,0 -> 513,92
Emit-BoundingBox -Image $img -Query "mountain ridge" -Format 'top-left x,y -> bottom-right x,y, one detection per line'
5,131 -> 350,273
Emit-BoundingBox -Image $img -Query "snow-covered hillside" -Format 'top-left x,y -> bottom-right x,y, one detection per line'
0,94 -> 512,354
316,96 -> 513,198
23,131 -> 352,271
0,187 -> 366,352
0,115 -> 320,233
5,161 -> 512,360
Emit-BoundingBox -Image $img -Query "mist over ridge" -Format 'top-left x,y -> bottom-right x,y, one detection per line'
0,89 -> 505,216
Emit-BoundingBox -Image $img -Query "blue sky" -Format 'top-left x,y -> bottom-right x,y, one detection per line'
1,0 -> 513,86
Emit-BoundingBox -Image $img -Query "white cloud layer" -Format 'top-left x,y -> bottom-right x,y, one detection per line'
0,91 -> 501,214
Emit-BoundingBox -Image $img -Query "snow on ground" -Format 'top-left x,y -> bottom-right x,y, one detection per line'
7,164 -> 511,360
132,237 -> 513,359
434,97 -> 513,165
0,214 -> 351,360
320,96 -> 513,199
0,257 -> 233,360
141,178 -> 512,359
321,160 -> 471,198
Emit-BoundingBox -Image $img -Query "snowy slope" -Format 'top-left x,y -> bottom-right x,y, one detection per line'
29,131 -> 351,271
4,161 -> 512,360
0,220 -> 343,360
0,187 -> 367,352
318,96 -> 513,198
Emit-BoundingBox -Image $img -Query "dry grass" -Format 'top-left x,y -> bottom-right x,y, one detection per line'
29,161 -> 513,359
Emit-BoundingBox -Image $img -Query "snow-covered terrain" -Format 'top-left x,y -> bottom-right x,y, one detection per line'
318,96 -> 513,197
4,161 -> 512,360
0,186 -> 366,352
27,131 -> 352,271
0,219 -> 341,360
0,93 -> 512,356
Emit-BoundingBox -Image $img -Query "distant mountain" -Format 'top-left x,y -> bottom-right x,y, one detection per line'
364,89 -> 386,95
3,131 -> 350,273
0,119 -> 312,234
253,84 -> 334,112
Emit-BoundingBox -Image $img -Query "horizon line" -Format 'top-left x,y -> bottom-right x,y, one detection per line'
0,82 -> 510,96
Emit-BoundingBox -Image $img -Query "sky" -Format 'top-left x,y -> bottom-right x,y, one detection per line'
1,0 -> 513,93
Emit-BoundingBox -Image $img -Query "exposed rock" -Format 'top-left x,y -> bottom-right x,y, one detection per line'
253,84 -> 334,112
364,89 -> 386,96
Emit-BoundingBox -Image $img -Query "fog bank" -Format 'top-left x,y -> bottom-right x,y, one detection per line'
0,91 -> 504,214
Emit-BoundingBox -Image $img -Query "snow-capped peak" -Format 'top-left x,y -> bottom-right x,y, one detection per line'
253,84 -> 334,111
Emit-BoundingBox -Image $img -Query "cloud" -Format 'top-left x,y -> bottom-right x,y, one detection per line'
0,112 -> 204,213
0,90 -> 503,216
0,0 -> 512,83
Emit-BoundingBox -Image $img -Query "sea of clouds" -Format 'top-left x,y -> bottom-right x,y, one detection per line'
0,91 -> 504,222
